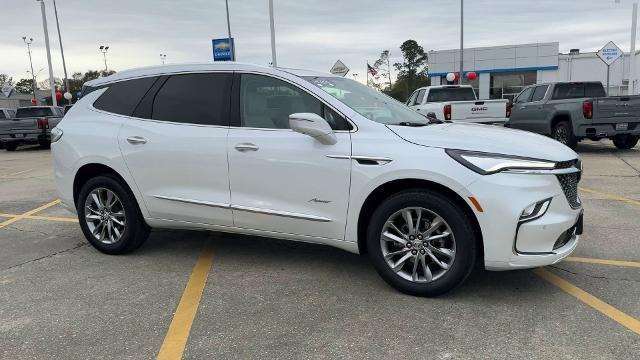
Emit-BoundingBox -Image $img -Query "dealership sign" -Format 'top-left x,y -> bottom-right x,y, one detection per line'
212,38 -> 234,61
330,60 -> 349,77
597,41 -> 623,66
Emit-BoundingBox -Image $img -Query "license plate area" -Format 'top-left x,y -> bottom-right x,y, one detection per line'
616,123 -> 628,131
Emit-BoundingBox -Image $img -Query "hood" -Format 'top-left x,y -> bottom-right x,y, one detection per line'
387,122 -> 577,162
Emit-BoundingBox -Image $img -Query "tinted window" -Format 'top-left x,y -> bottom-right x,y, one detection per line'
530,85 -> 549,102
515,87 -> 534,103
240,74 -> 324,129
585,83 -> 606,97
16,107 -> 54,118
94,77 -> 157,116
150,73 -> 232,125
426,87 -> 476,102
0,112 -> 4,119
415,89 -> 426,105
81,84 -> 107,97
552,83 -> 586,100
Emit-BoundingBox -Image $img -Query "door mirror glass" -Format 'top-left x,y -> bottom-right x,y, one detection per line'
289,112 -> 337,145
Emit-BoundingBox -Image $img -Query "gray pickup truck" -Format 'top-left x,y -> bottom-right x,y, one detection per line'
0,106 -> 64,151
507,82 -> 640,149
0,108 -> 17,149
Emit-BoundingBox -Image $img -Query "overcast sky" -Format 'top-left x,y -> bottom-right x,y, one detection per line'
0,0 -> 636,83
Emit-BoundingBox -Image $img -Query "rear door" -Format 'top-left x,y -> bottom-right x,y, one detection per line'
116,73 -> 234,226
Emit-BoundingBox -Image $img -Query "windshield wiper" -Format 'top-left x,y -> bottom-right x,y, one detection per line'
393,121 -> 429,127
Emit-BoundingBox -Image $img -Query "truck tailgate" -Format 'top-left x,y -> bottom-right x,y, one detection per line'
594,96 -> 640,124
450,100 -> 508,122
7,118 -> 39,132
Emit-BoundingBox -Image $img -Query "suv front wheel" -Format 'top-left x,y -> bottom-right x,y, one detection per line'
366,190 -> 477,297
77,175 -> 150,254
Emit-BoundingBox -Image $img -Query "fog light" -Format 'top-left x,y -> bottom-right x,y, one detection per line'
519,198 -> 552,223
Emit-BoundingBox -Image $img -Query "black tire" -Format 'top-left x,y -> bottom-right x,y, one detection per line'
552,121 -> 577,149
612,134 -> 639,150
5,142 -> 18,151
366,189 -> 477,297
76,174 -> 150,254
38,140 -> 51,149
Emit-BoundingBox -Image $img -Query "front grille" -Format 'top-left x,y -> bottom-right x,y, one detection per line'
555,159 -> 577,169
557,172 -> 581,209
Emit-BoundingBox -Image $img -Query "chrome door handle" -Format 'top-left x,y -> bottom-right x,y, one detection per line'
234,143 -> 259,152
126,136 -> 147,145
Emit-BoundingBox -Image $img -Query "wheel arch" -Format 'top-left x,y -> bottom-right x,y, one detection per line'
550,112 -> 573,135
356,178 -> 483,261
73,163 -> 136,208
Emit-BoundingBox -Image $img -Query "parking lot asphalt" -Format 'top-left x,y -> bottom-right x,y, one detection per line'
1,141 -> 639,359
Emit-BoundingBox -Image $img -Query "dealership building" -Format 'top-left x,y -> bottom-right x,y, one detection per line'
428,42 -> 637,100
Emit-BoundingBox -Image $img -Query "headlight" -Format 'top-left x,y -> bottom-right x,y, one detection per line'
446,149 -> 556,175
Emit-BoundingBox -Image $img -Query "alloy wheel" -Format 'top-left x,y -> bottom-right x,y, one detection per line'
554,126 -> 568,145
84,187 -> 127,244
380,207 -> 456,283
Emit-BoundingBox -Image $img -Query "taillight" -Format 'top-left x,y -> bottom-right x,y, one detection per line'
444,104 -> 452,121
506,102 -> 512,118
37,118 -> 49,129
582,100 -> 593,119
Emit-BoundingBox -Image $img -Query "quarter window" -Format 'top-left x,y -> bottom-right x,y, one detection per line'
239,74 -> 349,130
93,77 -> 158,116
151,73 -> 232,126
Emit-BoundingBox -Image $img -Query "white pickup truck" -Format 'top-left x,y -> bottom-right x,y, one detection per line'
406,85 -> 510,125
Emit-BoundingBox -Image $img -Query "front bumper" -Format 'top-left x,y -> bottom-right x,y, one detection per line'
461,171 -> 582,271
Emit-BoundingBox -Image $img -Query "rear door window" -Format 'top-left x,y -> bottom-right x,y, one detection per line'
93,77 -> 158,116
530,85 -> 549,102
426,88 -> 476,102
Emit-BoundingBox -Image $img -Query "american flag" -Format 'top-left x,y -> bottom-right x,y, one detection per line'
367,63 -> 378,76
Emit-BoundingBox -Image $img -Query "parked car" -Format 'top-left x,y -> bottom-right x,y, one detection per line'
507,81 -> 640,149
0,108 -> 17,149
406,85 -> 510,125
52,63 -> 583,296
1,106 -> 64,151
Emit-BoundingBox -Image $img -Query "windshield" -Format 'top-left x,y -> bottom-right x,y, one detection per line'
303,76 -> 428,125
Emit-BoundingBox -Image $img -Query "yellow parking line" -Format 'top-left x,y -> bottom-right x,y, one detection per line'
566,257 -> 640,268
0,199 -> 61,229
534,268 -> 640,335
0,213 -> 77,223
579,187 -> 640,207
157,237 -> 215,360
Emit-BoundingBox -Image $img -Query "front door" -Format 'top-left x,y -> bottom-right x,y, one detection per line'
227,73 -> 352,240
119,72 -> 234,226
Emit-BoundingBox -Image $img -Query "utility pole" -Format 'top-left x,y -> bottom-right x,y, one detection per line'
22,37 -> 38,103
630,2 -> 638,95
38,0 -> 57,106
225,0 -> 235,61
269,0 -> 277,67
52,0 -> 71,103
459,0 -> 464,85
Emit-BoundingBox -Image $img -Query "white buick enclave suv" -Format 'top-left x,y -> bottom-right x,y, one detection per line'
52,63 -> 583,296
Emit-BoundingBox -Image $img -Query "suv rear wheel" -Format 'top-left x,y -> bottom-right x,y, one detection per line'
76,175 -> 150,254
552,121 -> 577,149
366,189 -> 477,297
612,134 -> 639,150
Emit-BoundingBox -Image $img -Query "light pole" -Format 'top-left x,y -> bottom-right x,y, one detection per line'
225,0 -> 235,61
37,0 -> 57,106
160,54 -> 167,64
27,69 -> 44,98
22,37 -> 37,102
459,0 -> 464,85
99,45 -> 109,73
52,0 -> 71,103
269,0 -> 277,67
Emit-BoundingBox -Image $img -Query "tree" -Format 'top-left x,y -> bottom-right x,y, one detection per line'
0,74 -> 14,88
392,40 -> 429,101
372,50 -> 393,91
14,78 -> 35,95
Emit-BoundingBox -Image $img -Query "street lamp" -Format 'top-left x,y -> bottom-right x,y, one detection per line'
26,69 -> 44,100
160,54 -> 167,64
99,45 -> 110,73
352,73 -> 359,81
52,0 -> 71,103
225,0 -> 235,61
22,36 -> 37,102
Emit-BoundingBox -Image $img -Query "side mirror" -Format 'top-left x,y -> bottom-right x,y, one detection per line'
289,113 -> 337,145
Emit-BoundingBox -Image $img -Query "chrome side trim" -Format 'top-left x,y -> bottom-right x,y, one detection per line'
153,195 -> 230,209
505,167 -> 580,175
231,205 -> 331,222
326,155 -> 393,165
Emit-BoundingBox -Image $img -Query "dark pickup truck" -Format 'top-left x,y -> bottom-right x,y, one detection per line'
507,82 -> 640,149
0,106 -> 64,151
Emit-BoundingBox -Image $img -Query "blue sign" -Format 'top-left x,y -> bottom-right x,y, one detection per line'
212,38 -> 234,61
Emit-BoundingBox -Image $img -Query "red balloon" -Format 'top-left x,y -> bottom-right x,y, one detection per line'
31,98 -> 37,104
454,72 -> 460,81
467,71 -> 477,81
55,92 -> 63,101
